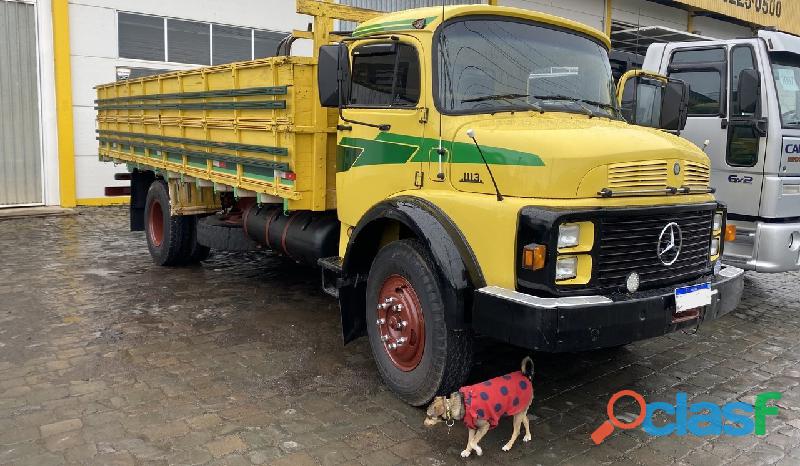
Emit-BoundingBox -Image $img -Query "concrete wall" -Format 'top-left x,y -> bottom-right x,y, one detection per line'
67,0 -> 315,201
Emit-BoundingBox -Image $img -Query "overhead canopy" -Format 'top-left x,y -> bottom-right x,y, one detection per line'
611,25 -> 713,55
672,0 -> 800,37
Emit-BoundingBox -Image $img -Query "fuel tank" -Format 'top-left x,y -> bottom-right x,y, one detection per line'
243,205 -> 340,266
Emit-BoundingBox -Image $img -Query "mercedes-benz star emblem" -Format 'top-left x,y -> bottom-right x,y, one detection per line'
657,222 -> 683,266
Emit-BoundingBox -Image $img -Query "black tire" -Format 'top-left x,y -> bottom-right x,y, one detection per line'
143,180 -> 202,266
366,239 -> 473,406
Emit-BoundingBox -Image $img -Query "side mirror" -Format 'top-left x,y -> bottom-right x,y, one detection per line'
318,44 -> 350,108
618,71 -> 689,132
737,68 -> 760,115
661,80 -> 689,131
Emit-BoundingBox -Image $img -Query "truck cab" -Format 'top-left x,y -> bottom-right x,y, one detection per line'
644,30 -> 800,272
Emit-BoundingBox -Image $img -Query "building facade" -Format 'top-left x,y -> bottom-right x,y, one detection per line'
0,0 -> 790,207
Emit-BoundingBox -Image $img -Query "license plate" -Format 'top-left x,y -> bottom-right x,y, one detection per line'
674,282 -> 712,313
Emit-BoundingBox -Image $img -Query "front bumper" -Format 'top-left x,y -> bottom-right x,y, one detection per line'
724,220 -> 800,272
472,265 -> 745,352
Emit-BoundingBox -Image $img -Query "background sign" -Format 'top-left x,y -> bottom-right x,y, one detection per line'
673,0 -> 800,36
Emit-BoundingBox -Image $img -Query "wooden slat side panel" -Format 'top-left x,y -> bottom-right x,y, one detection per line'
96,58 -> 335,211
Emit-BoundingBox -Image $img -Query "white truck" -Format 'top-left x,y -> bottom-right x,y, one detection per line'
643,30 -> 800,272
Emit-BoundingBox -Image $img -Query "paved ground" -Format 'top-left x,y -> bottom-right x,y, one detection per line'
0,207 -> 798,466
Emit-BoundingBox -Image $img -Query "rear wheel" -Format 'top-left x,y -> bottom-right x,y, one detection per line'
144,180 -> 207,266
366,239 -> 473,406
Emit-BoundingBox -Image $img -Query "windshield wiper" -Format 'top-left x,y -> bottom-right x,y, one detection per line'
461,93 -> 544,112
532,95 -> 618,118
461,93 -> 529,103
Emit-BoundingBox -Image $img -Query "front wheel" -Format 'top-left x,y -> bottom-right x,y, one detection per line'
366,239 -> 473,406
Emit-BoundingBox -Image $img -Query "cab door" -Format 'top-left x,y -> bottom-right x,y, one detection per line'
336,38 -> 427,225
666,44 -> 766,216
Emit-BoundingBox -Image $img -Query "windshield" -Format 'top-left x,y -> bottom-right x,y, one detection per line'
771,52 -> 800,127
437,18 -> 617,118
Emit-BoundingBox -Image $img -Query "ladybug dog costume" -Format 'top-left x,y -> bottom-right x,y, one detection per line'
424,357 -> 534,458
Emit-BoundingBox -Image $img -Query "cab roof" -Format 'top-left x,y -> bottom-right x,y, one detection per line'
351,4 -> 610,49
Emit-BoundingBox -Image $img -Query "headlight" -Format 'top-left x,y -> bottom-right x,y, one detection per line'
710,238 -> 720,256
555,257 -> 578,281
713,213 -> 724,232
557,224 -> 580,249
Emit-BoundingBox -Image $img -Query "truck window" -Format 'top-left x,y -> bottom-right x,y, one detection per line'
672,48 -> 726,64
349,43 -> 420,108
727,125 -> 760,167
730,45 -> 757,116
436,17 -> 617,118
668,47 -> 726,116
670,70 -> 722,115
770,52 -> 800,128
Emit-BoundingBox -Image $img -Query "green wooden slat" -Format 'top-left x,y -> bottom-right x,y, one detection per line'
95,86 -> 288,103
98,137 -> 290,171
96,130 -> 288,156
96,101 -> 286,111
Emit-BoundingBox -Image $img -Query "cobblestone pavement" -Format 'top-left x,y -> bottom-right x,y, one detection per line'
0,207 -> 798,466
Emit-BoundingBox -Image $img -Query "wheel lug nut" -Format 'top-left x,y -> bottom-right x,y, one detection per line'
388,342 -> 398,350
396,337 -> 407,346
381,334 -> 389,342
393,303 -> 404,312
399,320 -> 407,329
376,318 -> 385,325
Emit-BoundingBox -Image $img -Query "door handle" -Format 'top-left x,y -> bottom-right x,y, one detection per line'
754,118 -> 768,137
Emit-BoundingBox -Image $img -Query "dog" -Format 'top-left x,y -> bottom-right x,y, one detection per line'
424,357 -> 534,457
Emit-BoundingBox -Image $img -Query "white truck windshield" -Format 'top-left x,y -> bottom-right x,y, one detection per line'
437,18 -> 617,118
771,52 -> 800,127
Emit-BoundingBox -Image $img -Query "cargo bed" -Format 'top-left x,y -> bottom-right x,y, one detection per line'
96,56 -> 338,211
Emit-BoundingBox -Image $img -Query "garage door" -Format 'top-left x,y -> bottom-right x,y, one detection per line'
0,0 -> 43,207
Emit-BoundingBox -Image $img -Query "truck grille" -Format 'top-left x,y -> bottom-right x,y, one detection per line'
608,160 -> 668,190
684,161 -> 711,187
607,160 -> 711,190
596,209 -> 713,290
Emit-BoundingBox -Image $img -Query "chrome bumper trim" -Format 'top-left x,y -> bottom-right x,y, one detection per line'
476,286 -> 613,309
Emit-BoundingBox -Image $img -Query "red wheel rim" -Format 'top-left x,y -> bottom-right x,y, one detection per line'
376,274 -> 425,371
147,199 -> 164,247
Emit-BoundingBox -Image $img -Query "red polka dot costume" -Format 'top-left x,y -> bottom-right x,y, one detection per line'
459,371 -> 533,430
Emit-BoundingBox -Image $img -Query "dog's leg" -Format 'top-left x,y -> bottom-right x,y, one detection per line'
522,411 -> 532,442
470,421 -> 490,456
502,413 -> 524,451
461,429 -> 475,458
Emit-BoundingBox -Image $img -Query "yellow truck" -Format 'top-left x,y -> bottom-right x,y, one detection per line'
95,0 -> 745,406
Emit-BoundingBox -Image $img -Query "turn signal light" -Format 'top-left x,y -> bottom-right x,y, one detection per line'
522,244 -> 546,271
724,225 -> 737,242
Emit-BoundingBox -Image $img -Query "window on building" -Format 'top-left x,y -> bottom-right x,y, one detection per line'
213,25 -> 252,64
254,30 -> 286,59
118,13 -> 165,61
168,19 -> 210,65
670,71 -> 722,115
118,12 -> 287,65
349,43 -> 420,107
